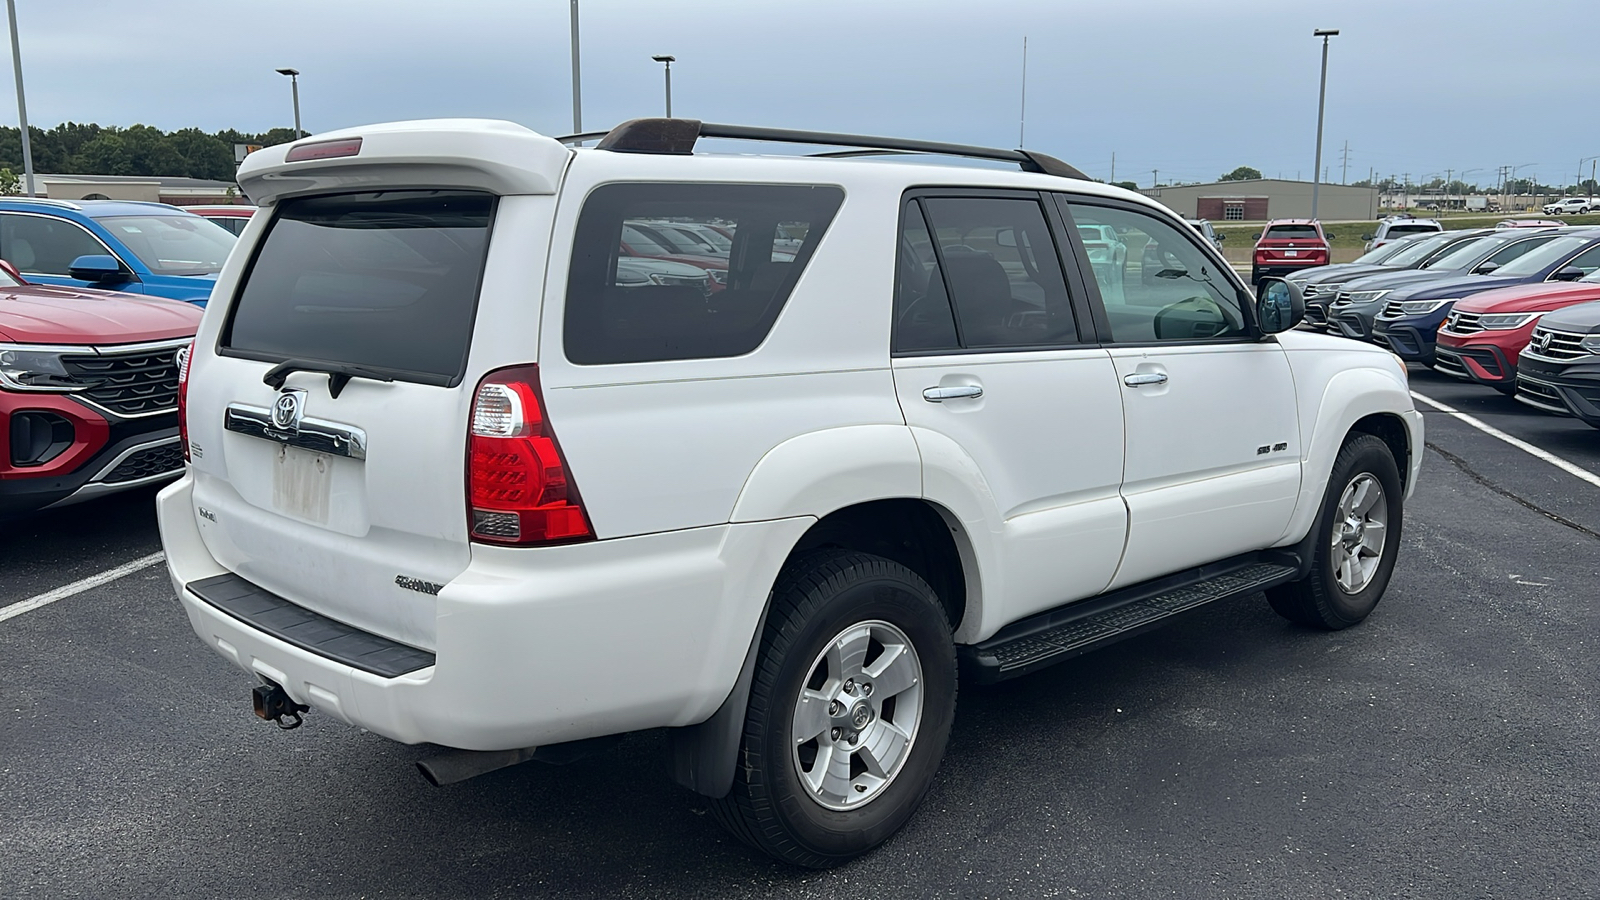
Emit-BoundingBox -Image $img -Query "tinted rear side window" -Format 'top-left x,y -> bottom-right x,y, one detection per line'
564,183 -> 844,365
223,191 -> 494,385
1264,224 -> 1320,239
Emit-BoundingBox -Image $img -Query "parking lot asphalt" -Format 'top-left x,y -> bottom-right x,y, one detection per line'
2,365 -> 1598,899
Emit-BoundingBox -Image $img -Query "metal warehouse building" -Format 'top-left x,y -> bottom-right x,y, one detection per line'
1143,178 -> 1378,222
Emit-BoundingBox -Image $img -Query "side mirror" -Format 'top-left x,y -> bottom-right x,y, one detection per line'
1255,277 -> 1305,334
67,254 -> 128,283
995,228 -> 1017,248
1473,261 -> 1501,275
1215,234 -> 1227,242
1553,265 -> 1587,282
1250,232 -> 1262,241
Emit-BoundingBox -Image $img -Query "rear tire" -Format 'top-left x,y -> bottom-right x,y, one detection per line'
1268,434 -> 1403,629
708,550 -> 957,868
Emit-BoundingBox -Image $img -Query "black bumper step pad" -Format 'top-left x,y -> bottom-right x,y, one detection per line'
188,573 -> 435,678
968,562 -> 1296,681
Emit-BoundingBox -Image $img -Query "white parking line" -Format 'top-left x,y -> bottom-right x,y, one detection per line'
1411,390 -> 1600,489
0,551 -> 166,624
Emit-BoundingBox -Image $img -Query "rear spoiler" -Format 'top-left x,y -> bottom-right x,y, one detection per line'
236,119 -> 571,205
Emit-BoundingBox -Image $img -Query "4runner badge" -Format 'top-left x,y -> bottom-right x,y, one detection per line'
271,389 -> 307,433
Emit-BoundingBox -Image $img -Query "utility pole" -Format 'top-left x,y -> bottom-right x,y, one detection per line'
1445,168 -> 1452,209
5,0 -> 34,196
1340,140 -> 1350,184
1152,169 -> 1158,189
1310,28 -> 1339,221
569,0 -> 582,132
1109,152 -> 1115,183
1018,36 -> 1027,147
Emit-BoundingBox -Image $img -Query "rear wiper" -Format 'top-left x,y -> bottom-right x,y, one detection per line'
262,359 -> 395,399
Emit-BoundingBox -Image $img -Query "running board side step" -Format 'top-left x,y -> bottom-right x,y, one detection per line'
962,555 -> 1301,683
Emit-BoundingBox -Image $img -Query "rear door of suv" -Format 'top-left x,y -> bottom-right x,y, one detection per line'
889,189 -> 1127,624
185,190 -> 506,652
1059,196 -> 1301,589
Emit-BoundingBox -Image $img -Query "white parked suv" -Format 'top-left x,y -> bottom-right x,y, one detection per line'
1543,197 -> 1595,215
158,118 -> 1424,867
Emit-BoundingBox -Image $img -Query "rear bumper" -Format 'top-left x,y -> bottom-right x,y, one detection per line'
158,474 -> 814,751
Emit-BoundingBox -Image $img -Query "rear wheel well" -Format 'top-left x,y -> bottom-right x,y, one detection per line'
1350,413 -> 1411,489
789,499 -> 968,632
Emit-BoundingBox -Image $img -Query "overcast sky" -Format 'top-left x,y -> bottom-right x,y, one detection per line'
9,0 -> 1600,188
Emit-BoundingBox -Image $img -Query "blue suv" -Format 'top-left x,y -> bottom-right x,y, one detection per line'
0,198 -> 235,305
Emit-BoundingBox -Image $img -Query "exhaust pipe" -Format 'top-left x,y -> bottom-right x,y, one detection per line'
416,747 -> 541,787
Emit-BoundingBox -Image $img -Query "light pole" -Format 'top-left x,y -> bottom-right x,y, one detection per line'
1580,156 -> 1600,202
569,0 -> 582,132
275,68 -> 302,139
5,0 -> 34,196
651,55 -> 675,118
1310,28 -> 1339,222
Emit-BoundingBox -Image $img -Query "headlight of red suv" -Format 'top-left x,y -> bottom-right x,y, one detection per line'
0,344 -> 91,392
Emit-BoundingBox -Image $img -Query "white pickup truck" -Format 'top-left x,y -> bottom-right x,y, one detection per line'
159,118 -> 1423,867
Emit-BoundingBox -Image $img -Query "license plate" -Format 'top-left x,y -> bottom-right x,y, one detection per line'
272,444 -> 332,524
1283,250 -> 1298,257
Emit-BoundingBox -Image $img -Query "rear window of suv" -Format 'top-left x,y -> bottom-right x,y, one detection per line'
1385,224 -> 1440,237
564,182 -> 844,365
222,190 -> 495,385
1263,224 -> 1320,240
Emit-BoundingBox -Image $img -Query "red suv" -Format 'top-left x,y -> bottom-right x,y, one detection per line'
1252,219 -> 1330,284
1,260 -> 201,518
1434,278 -> 1600,393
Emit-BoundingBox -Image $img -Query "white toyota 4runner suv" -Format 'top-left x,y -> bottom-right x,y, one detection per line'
159,118 -> 1423,867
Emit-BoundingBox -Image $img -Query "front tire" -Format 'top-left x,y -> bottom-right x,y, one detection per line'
708,550 -> 957,868
1267,434 -> 1403,629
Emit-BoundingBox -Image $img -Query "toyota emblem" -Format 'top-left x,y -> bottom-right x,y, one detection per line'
271,389 -> 306,432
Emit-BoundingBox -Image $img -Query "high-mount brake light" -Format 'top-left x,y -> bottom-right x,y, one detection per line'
176,341 -> 193,462
467,365 -> 593,545
284,137 -> 363,162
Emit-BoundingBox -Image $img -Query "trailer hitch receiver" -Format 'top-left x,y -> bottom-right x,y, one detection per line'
252,682 -> 309,730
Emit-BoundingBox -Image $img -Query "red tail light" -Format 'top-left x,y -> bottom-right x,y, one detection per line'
467,365 -> 593,545
176,341 -> 193,462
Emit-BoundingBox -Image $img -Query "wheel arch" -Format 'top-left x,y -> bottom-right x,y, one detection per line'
1277,363 -> 1419,547
672,495 -> 981,800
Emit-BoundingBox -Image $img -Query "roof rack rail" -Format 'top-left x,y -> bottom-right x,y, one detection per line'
1,196 -> 83,210
558,118 -> 1089,180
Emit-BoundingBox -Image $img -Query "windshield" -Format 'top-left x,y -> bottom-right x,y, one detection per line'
1351,240 -> 1414,265
1423,236 -> 1502,270
1492,235 -> 1592,277
98,215 -> 236,276
1385,232 -> 1461,267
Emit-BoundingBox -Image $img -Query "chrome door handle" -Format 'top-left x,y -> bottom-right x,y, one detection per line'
1123,373 -> 1168,387
922,385 -> 983,402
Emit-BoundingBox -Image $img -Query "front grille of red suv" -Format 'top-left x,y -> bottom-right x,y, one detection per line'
59,342 -> 185,418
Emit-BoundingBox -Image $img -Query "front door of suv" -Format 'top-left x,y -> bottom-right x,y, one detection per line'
1059,197 -> 1301,590
890,191 -> 1127,628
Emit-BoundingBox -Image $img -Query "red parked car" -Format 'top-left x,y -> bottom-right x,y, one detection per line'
1,260 -> 201,517
1434,276 -> 1600,393
1251,219 -> 1330,284
185,205 -> 257,236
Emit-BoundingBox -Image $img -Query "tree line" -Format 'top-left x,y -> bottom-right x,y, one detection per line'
0,123 -> 301,183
